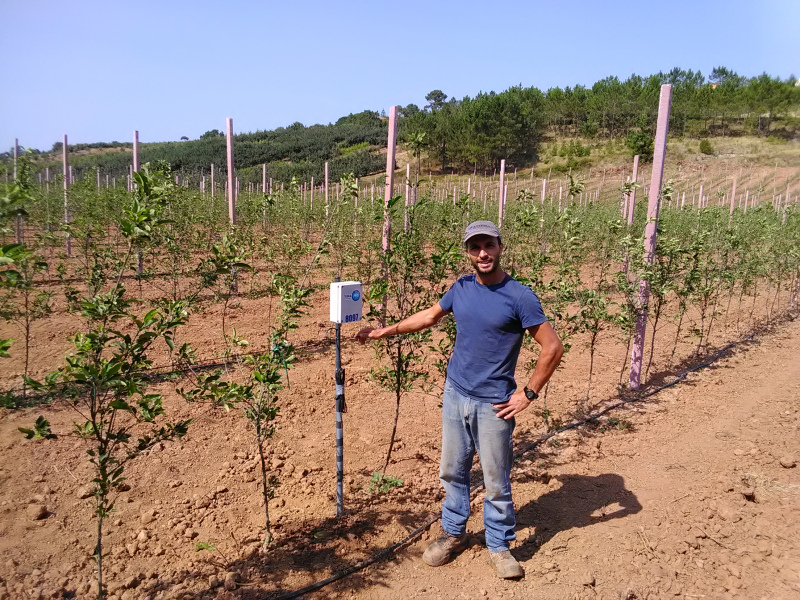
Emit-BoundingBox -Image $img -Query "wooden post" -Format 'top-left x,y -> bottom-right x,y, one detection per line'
629,84 -> 673,391
622,176 -> 631,218
404,163 -> 411,231
324,162 -> 329,218
13,139 -> 22,243
498,159 -> 506,228
262,164 -> 267,195
729,177 -> 737,221
627,155 -> 640,226
381,106 -> 398,326
133,130 -> 140,173
210,163 -> 215,198
382,106 -> 398,254
540,178 -> 546,204
310,176 -> 314,210
226,118 -> 236,224
63,134 -> 71,256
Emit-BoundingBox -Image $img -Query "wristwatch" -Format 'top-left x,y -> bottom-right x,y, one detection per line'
523,387 -> 539,400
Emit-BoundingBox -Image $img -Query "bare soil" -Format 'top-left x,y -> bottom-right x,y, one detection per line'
1,282 -> 799,600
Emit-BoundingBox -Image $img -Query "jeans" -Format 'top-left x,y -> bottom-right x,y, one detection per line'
439,378 -> 516,552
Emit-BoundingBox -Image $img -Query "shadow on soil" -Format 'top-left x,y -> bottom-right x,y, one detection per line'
143,495 -> 440,599
513,472 -> 642,562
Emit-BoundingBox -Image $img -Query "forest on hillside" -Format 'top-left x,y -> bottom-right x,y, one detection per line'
7,67 -> 799,182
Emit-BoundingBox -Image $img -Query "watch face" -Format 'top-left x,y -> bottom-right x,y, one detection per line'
525,388 -> 537,400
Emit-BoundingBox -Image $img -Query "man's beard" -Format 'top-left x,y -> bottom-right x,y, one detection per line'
472,257 -> 500,275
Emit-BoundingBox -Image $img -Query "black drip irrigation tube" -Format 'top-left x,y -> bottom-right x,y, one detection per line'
273,312 -> 797,600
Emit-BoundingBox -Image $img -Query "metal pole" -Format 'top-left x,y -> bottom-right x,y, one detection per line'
629,84 -> 673,391
333,276 -> 346,518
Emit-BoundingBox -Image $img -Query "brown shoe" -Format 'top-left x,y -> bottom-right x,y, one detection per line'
489,550 -> 524,579
422,530 -> 467,566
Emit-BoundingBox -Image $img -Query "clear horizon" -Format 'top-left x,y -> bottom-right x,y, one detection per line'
2,0 -> 798,153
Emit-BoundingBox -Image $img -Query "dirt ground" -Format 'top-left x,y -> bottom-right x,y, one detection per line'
0,283 -> 798,600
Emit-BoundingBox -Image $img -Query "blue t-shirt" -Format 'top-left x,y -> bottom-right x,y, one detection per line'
438,273 -> 547,403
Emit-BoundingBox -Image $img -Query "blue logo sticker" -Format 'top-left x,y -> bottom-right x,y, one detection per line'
351,289 -> 361,302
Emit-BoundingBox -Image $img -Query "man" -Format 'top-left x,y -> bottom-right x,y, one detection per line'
356,220 -> 564,579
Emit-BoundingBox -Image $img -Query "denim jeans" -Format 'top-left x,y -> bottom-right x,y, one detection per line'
440,378 -> 516,552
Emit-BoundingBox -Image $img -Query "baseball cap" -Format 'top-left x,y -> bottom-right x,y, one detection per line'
463,220 -> 501,244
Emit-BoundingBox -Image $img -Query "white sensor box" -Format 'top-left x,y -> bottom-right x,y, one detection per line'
330,281 -> 363,324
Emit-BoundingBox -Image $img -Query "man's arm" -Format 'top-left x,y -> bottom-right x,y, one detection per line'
495,321 -> 564,420
355,303 -> 448,344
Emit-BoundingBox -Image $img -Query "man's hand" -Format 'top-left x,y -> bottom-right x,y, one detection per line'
355,327 -> 381,344
494,390 -> 531,420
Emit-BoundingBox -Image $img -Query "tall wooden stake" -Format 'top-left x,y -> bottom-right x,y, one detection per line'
13,139 -> 22,243
404,163 -> 411,231
62,135 -> 71,256
381,106 -> 398,326
324,162 -> 329,218
629,84 -> 673,391
133,130 -> 140,173
226,118 -> 236,224
498,159 -> 506,228
627,155 -> 640,225
383,106 -> 398,253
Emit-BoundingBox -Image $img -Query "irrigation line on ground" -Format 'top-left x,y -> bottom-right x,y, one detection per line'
273,309 -> 797,600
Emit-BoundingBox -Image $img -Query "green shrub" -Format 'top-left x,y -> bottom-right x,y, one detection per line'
625,131 -> 654,162
699,139 -> 715,155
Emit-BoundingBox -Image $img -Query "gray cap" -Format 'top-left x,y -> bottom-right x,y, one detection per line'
463,220 -> 501,244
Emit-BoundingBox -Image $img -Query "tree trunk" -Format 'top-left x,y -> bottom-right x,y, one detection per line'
257,434 -> 273,548
96,513 -> 104,599
381,342 -> 402,476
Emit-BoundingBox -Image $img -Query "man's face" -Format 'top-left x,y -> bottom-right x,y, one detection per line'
466,235 -> 503,275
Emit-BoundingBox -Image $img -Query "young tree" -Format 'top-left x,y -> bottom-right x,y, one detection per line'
22,165 -> 195,599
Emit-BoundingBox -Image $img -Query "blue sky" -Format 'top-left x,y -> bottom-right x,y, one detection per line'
2,0 -> 798,152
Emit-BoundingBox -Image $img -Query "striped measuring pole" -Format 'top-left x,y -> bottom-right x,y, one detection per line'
334,277 -> 346,517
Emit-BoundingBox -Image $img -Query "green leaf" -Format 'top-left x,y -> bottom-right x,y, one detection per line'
19,416 -> 56,440
195,542 -> 217,552
109,399 -> 135,413
0,338 -> 13,358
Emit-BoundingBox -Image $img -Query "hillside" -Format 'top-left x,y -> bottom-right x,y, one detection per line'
4,67 -> 798,189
